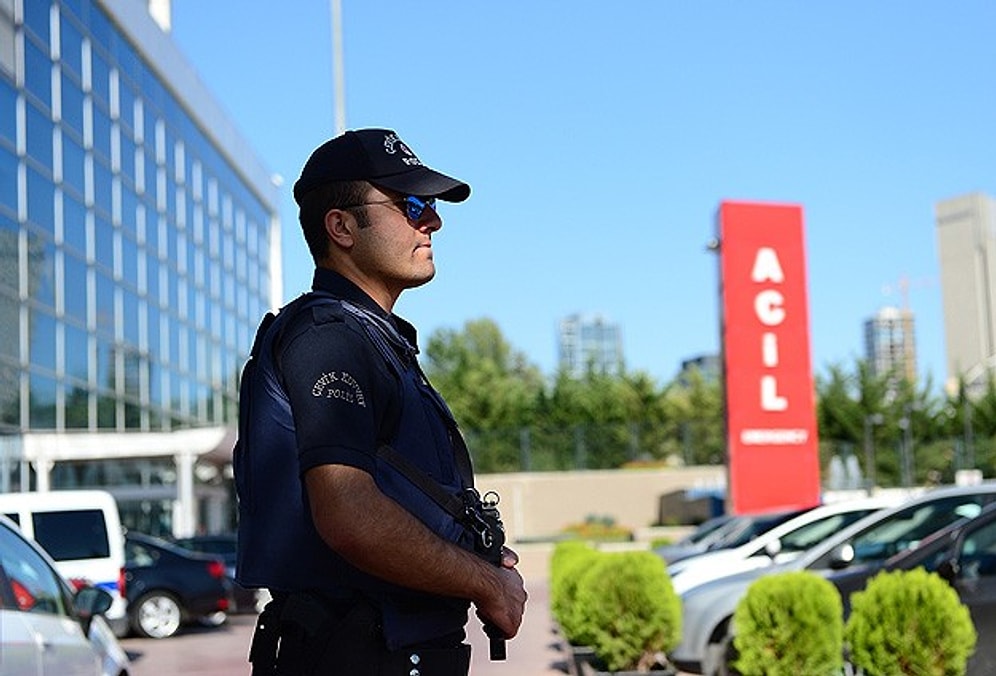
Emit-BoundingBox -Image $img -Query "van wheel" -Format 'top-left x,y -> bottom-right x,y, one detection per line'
131,592 -> 182,639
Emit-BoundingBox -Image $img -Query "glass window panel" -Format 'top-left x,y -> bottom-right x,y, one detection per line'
0,78 -> 16,145
95,270 -> 113,336
27,165 -> 55,231
26,234 -> 56,309
64,250 -> 87,322
29,307 -> 57,372
64,321 -> 88,381
62,192 -> 86,254
120,134 -> 136,185
61,131 -> 85,197
146,256 -> 159,306
169,319 -> 180,369
0,9 -> 14,78
29,371 -> 57,429
147,348 -> 161,396
92,158 -> 112,216
148,304 -> 160,361
85,0 -> 109,42
23,0 -> 50,46
94,214 -> 112,271
64,382 -> 89,429
0,360 -> 20,426
122,289 -> 139,345
24,37 -> 52,110
0,145 -> 16,214
168,271 -> 179,317
119,82 -> 135,135
59,72 -> 84,139
120,185 -> 137,237
26,101 -> 54,170
121,232 -> 138,288
92,105 -> 112,163
97,389 -> 114,428
95,335 -> 113,389
91,51 -> 110,109
58,12 -> 83,79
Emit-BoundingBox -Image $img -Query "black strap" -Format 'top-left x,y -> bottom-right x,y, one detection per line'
376,444 -> 468,522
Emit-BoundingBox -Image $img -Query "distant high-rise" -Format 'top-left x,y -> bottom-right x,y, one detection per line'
677,353 -> 720,387
936,193 -> 996,394
864,307 -> 916,384
557,313 -> 623,377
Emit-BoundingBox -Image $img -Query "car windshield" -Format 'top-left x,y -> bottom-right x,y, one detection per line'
850,497 -> 988,565
779,510 -> 880,554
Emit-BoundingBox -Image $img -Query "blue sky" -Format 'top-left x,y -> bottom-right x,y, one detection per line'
170,1 -> 996,388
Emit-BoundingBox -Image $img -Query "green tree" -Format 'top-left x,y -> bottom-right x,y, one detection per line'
423,318 -> 544,472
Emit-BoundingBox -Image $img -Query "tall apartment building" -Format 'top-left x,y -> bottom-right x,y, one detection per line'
935,193 -> 996,395
557,313 -> 623,377
0,0 -> 280,535
864,306 -> 916,383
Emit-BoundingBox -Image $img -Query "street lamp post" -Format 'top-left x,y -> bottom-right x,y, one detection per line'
863,413 -> 884,492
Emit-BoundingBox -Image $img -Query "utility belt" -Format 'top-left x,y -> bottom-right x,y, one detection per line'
249,591 -> 471,676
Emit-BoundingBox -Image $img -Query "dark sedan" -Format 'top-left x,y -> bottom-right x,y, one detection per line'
829,501 -> 996,676
172,533 -> 259,613
122,531 -> 233,639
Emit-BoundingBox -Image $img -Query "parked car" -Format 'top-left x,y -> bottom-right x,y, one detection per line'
667,495 -> 902,594
828,500 -> 996,675
672,482 -> 996,676
655,507 -> 811,564
0,489 -> 129,636
122,531 -> 232,639
0,513 -> 130,675
171,533 -> 260,613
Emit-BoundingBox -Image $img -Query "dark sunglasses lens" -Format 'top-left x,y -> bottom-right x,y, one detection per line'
405,196 -> 435,221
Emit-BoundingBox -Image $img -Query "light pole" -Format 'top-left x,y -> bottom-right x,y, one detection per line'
898,403 -> 916,487
863,413 -> 883,492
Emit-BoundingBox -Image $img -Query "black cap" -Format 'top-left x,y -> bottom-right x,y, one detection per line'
292,128 -> 471,206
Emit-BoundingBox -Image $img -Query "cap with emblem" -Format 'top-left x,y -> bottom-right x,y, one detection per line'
293,128 -> 471,206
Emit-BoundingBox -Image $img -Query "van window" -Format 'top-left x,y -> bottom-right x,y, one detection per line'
2,513 -> 17,526
32,509 -> 111,560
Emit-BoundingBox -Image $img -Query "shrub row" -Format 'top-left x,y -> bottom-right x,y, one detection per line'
549,541 -> 682,672
733,569 -> 977,676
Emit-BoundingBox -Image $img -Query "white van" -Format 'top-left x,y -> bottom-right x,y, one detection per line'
0,490 -> 128,637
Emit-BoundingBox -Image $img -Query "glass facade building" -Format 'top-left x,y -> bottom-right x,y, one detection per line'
0,0 -> 280,535
557,313 -> 623,378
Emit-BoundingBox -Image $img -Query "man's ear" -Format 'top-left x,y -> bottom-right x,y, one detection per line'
324,209 -> 354,249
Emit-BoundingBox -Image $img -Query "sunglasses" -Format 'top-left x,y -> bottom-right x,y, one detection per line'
344,195 -> 437,222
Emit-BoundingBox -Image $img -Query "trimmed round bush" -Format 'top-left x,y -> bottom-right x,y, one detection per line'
549,540 -> 602,645
845,568 -> 976,676
572,550 -> 681,672
733,570 -> 844,676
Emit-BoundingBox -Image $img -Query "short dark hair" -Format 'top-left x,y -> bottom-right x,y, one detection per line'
297,180 -> 371,263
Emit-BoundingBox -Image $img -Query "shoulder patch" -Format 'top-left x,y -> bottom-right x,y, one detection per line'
312,371 -> 367,407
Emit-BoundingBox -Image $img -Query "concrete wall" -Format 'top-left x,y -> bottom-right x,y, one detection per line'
476,466 -> 726,542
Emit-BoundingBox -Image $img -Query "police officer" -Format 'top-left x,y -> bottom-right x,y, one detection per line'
234,129 -> 527,675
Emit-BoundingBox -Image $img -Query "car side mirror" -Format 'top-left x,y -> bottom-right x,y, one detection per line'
72,586 -> 113,634
764,539 -> 782,558
829,543 -> 855,570
936,559 -> 960,583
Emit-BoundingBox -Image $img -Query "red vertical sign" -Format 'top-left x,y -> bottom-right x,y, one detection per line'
718,201 -> 821,514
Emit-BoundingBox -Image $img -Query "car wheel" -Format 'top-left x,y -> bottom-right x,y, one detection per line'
703,618 -> 742,676
708,629 -> 742,676
131,591 -> 183,639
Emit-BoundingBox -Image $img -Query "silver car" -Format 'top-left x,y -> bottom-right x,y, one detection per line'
671,482 -> 996,676
0,513 -> 130,675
